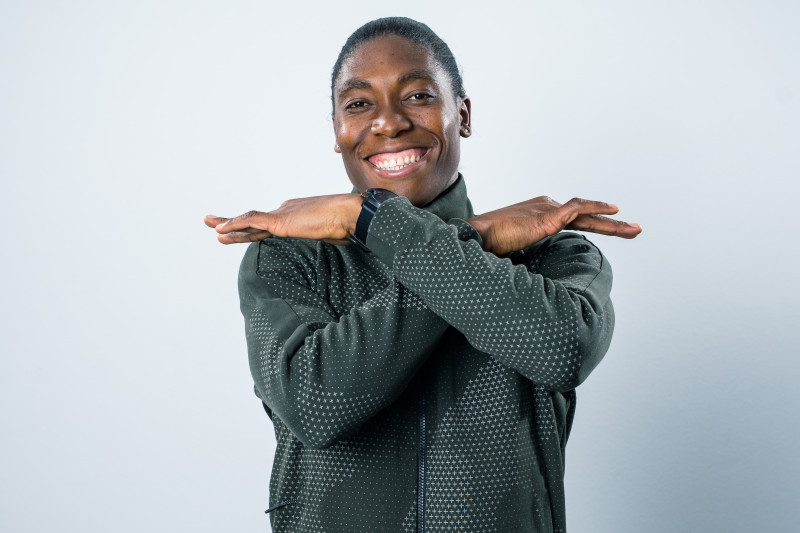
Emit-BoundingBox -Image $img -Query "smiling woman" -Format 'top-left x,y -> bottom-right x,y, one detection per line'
332,33 -> 469,206
205,16 -> 640,533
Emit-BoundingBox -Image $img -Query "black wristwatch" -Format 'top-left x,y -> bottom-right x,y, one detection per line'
348,188 -> 399,252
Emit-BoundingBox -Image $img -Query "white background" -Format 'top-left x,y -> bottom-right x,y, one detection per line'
1,1 -> 798,531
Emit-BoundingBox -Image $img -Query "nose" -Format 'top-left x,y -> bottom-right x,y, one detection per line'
371,102 -> 412,137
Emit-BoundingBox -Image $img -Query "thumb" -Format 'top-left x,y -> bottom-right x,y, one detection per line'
204,215 -> 229,228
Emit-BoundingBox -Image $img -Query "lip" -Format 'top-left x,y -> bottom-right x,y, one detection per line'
364,147 -> 431,179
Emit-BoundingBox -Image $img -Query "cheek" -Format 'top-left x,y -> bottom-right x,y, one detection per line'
437,107 -> 462,144
440,119 -> 462,155
334,118 -> 353,145
335,125 -> 349,145
334,115 -> 369,150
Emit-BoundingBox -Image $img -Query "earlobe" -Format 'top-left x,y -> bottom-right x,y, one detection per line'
334,143 -> 342,153
459,97 -> 472,138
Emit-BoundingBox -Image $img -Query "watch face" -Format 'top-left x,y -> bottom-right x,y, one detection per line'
367,188 -> 399,203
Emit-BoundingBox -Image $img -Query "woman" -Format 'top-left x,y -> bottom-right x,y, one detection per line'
205,17 -> 640,533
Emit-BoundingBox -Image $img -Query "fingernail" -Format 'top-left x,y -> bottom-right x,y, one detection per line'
628,222 -> 642,230
609,204 -> 619,210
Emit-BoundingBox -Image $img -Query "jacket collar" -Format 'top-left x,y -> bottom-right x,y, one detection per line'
350,173 -> 474,221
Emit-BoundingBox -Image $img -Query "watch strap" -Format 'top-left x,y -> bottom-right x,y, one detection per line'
348,188 -> 398,252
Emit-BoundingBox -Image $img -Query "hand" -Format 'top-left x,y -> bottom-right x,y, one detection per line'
205,193 -> 363,245
466,196 -> 642,257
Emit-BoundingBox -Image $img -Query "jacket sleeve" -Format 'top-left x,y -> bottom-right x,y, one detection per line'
365,196 -> 615,393
238,238 -> 449,449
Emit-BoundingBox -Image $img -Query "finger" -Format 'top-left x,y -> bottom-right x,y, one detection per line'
215,210 -> 275,233
567,214 -> 642,238
217,230 -> 273,245
222,226 -> 269,235
560,198 -> 620,217
204,215 -> 230,228
566,214 -> 638,234
556,199 -> 620,233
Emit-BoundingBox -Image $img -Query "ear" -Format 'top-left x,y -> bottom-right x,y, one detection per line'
459,97 -> 472,138
334,142 -> 342,153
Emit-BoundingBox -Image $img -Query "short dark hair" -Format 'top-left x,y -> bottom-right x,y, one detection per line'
330,17 -> 466,114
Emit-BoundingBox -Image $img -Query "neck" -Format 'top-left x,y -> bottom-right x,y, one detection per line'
351,174 -> 473,221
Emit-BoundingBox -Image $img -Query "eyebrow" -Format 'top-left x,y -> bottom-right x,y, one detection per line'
337,69 -> 437,98
337,78 -> 372,96
397,69 -> 436,85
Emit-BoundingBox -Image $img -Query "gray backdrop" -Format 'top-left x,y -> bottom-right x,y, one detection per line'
1,1 -> 798,531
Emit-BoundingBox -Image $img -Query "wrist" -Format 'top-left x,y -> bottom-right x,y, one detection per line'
465,216 -> 488,241
344,193 -> 363,236
348,188 -> 399,252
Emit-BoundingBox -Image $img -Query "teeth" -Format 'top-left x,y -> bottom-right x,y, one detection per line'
374,153 -> 423,170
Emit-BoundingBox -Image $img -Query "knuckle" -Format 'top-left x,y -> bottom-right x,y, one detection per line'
568,197 -> 584,206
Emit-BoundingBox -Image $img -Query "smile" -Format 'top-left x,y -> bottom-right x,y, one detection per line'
367,148 -> 429,171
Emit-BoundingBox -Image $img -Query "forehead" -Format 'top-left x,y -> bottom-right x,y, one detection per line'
335,35 -> 447,94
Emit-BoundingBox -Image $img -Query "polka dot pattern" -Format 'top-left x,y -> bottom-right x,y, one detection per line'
238,176 -> 614,532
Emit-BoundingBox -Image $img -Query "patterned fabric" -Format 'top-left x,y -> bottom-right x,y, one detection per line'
238,176 -> 614,532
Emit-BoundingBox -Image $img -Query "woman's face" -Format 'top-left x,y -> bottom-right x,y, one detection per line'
333,35 -> 471,207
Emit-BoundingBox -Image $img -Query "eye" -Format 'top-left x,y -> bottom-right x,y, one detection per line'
407,92 -> 434,102
345,100 -> 370,111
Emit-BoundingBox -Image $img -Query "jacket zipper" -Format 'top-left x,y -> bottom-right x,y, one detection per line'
417,386 -> 427,533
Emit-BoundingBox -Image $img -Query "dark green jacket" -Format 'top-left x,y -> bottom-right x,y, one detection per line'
238,176 -> 614,532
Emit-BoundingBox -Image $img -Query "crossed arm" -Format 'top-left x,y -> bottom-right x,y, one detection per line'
204,192 -> 640,254
209,192 -> 640,447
